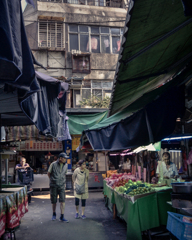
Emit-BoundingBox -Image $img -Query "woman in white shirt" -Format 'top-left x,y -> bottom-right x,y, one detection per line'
72,160 -> 89,219
156,152 -> 178,179
123,158 -> 131,172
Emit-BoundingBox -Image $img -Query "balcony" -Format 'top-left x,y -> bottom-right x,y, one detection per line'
39,0 -> 124,8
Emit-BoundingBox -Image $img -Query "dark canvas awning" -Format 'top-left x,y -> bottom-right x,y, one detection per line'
109,0 -> 192,116
0,0 -> 39,93
81,78 -> 186,151
0,71 -> 68,138
0,0 -> 69,138
80,0 -> 192,151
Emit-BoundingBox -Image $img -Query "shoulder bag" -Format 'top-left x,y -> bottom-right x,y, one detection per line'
75,172 -> 86,195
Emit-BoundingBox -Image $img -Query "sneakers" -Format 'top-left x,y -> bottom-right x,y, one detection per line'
52,215 -> 56,221
59,217 -> 69,223
81,215 -> 86,219
75,213 -> 80,219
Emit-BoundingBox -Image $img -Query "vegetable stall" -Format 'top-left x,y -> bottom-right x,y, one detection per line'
103,173 -> 175,240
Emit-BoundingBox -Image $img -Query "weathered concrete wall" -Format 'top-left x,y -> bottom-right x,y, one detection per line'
66,52 -> 118,70
24,1 -> 126,28
33,50 -> 117,79
26,1 -> 125,83
25,22 -> 38,49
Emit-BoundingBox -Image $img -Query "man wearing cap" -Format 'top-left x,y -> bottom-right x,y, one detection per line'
48,152 -> 70,222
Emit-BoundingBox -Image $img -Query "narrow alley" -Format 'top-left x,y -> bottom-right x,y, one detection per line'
16,191 -> 127,240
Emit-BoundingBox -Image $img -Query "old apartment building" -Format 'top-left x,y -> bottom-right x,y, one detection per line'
23,0 -> 128,110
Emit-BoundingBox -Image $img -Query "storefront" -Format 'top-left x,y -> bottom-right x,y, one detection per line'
71,135 -> 108,188
10,140 -> 68,189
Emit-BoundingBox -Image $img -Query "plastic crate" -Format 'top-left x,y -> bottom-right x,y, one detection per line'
167,211 -> 192,240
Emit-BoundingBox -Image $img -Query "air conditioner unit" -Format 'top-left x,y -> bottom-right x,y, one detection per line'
71,79 -> 82,88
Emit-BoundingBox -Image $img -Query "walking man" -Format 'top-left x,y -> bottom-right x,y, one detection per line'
48,152 -> 69,222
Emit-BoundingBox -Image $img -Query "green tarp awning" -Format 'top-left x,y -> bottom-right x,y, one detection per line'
109,0 -> 192,116
79,0 -> 192,151
67,111 -> 108,135
81,48 -> 189,150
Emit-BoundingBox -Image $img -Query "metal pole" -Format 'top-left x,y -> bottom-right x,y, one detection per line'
105,151 -> 107,173
5,158 -> 8,185
96,151 -> 98,172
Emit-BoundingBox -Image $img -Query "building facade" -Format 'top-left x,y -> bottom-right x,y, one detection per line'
23,0 -> 127,109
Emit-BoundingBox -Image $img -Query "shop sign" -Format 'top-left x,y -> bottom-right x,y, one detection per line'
25,141 -> 63,151
72,137 -> 80,151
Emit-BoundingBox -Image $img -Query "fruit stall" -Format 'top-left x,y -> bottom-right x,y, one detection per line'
0,185 -> 28,238
103,173 -> 176,240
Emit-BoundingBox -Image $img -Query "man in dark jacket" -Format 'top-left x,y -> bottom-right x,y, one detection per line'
48,152 -> 69,222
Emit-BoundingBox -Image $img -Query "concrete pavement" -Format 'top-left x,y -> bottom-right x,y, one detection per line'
16,191 -> 127,240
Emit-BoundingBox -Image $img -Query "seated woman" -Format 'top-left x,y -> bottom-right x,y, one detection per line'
156,152 -> 178,179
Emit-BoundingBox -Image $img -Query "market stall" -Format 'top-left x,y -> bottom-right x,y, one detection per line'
0,185 -> 28,238
103,178 -> 175,240
68,112 -> 109,188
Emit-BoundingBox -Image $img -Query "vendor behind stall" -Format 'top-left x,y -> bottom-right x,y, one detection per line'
156,152 -> 178,179
123,158 -> 131,172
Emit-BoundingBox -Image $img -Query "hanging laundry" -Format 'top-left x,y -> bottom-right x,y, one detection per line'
104,39 -> 109,48
117,39 -> 121,52
86,37 -> 98,51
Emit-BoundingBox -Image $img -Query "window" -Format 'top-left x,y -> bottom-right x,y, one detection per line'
73,80 -> 113,108
39,0 -> 123,8
38,21 -> 64,48
69,25 -> 123,54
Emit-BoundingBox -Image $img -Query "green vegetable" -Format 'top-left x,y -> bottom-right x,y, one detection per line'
136,181 -> 142,185
119,186 -> 125,193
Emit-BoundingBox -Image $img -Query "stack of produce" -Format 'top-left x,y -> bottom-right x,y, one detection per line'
105,173 -> 136,188
115,180 -> 155,196
106,170 -> 118,178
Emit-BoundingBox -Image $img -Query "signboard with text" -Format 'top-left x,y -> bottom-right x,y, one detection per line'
25,141 -> 63,151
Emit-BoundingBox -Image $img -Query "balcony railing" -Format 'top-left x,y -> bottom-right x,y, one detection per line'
39,0 -> 124,8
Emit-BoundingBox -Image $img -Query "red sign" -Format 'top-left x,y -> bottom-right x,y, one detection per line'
25,141 -> 63,151
94,175 -> 100,183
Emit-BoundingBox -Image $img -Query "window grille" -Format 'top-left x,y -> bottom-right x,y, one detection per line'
38,21 -> 64,48
72,80 -> 112,108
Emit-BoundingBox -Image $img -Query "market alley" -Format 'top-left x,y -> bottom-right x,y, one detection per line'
15,191 -> 127,240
